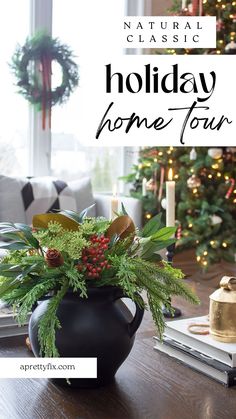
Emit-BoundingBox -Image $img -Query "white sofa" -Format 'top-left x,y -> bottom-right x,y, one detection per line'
0,175 -> 142,257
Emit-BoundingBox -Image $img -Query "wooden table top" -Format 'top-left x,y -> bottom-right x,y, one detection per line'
0,255 -> 236,419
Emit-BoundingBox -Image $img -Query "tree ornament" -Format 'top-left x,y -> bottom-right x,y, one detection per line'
225,178 -> 235,199
11,32 -> 79,130
161,198 -> 167,210
142,148 -> 158,158
210,215 -> 223,225
187,174 -> 201,189
224,148 -> 233,162
225,41 -> 236,52
208,148 -> 223,159
190,147 -> 197,160
200,168 -> 207,177
216,19 -> 225,32
176,223 -> 182,240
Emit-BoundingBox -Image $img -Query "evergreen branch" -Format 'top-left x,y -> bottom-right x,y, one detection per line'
17,279 -> 56,325
147,293 -> 165,337
38,280 -> 69,357
65,267 -> 87,297
132,258 -> 199,305
1,282 -> 38,305
109,255 -> 138,299
161,262 -> 200,305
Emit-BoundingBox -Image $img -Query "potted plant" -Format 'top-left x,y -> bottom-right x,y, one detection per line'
0,208 -> 199,387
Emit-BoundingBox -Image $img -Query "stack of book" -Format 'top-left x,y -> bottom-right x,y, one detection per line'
154,315 -> 236,387
0,304 -> 29,338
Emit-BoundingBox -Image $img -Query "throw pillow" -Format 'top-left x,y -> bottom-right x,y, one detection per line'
0,175 -> 96,224
21,177 -> 77,225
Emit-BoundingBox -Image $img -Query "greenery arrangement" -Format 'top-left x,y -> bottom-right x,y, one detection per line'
123,147 -> 236,269
0,208 -> 199,357
11,32 -> 79,110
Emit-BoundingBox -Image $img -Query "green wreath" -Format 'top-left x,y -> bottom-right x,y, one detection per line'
11,32 -> 79,109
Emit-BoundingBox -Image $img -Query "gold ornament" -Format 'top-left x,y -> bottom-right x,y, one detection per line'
209,276 -> 236,343
187,175 -> 201,189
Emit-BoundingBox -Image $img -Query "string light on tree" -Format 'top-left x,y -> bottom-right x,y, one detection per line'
167,1 -> 236,54
124,147 -> 236,269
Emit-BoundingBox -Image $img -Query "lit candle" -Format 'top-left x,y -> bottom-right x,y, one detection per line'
110,184 -> 119,220
142,178 -> 147,196
166,168 -> 175,227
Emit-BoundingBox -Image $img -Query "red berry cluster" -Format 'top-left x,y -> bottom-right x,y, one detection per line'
77,234 -> 111,279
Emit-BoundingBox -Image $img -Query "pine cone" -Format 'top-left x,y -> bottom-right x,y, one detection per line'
45,249 -> 64,268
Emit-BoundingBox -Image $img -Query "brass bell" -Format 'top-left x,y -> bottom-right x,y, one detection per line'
209,276 -> 236,343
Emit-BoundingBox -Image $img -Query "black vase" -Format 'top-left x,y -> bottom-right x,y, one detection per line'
29,286 -> 144,388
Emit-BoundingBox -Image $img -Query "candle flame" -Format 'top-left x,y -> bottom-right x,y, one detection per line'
168,168 -> 173,181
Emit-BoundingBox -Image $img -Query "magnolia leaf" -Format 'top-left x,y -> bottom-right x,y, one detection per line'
106,215 -> 135,240
0,230 -> 25,242
121,203 -> 128,216
59,205 -> 96,223
32,213 -> 80,231
77,204 -> 96,222
15,223 -> 40,249
59,209 -> 83,223
0,223 -> 39,249
109,234 -> 119,248
140,213 -> 163,238
151,227 -> 176,241
141,238 -> 176,259
0,222 -> 15,229
0,227 -> 19,234
0,242 -> 31,251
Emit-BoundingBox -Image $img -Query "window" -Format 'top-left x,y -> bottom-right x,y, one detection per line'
51,0 -> 126,191
0,0 -> 139,191
0,1 -> 29,177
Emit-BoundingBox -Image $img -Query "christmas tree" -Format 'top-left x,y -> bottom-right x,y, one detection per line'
166,0 -> 236,54
123,147 -> 236,269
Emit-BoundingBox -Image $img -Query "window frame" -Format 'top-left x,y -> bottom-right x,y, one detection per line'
28,0 -> 141,188
28,0 -> 52,177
